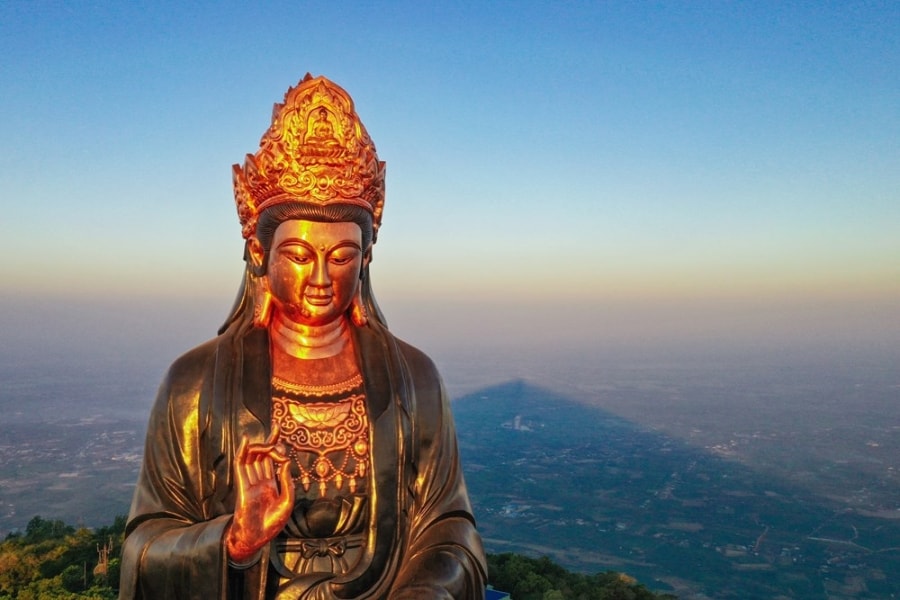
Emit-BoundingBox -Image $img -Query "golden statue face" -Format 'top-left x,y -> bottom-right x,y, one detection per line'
255,220 -> 367,327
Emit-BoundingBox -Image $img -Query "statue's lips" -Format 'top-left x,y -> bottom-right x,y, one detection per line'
304,294 -> 333,306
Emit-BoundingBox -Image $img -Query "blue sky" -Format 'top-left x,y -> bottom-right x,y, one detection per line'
1,1 -> 898,359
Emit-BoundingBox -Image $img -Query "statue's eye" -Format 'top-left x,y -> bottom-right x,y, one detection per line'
286,252 -> 313,265
330,251 -> 359,266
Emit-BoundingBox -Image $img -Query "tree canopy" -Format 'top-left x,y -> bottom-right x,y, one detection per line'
1,516 -> 125,600
487,553 -> 677,600
1,517 -> 677,599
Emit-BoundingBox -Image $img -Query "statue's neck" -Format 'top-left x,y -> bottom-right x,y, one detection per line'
269,313 -> 349,360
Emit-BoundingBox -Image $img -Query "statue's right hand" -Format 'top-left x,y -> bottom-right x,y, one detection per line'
226,423 -> 294,563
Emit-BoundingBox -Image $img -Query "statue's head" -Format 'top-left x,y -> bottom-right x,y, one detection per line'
224,75 -> 387,332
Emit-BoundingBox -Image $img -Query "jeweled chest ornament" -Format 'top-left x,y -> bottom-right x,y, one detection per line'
271,375 -> 370,498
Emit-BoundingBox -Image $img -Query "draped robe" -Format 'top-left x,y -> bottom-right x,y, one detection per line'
120,319 -> 486,599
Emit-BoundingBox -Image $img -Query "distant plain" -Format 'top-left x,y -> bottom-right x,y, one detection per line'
1,333 -> 898,599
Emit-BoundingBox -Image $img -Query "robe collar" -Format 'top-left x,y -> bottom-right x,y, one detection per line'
225,320 -> 411,596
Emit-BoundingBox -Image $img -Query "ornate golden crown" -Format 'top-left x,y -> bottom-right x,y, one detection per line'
233,74 -> 385,239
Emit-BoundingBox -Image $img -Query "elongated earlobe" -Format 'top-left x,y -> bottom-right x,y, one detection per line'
350,288 -> 368,327
252,277 -> 273,328
246,238 -> 267,277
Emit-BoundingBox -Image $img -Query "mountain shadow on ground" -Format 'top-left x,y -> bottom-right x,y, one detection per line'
452,380 -> 900,600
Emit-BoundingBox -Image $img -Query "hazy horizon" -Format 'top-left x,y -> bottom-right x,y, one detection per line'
3,288 -> 897,410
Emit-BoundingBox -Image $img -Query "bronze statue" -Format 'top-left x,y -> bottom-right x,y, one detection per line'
120,75 -> 486,599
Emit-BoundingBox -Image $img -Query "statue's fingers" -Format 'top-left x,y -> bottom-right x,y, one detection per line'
236,434 -> 250,461
264,421 -> 281,446
245,460 -> 259,486
246,439 -> 280,456
251,457 -> 268,484
269,444 -> 290,464
243,444 -> 269,460
261,455 -> 274,481
243,441 -> 283,463
235,435 -> 254,485
242,434 -> 287,483
277,460 -> 295,507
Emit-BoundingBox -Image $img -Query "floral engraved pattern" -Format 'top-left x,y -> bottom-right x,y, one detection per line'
272,393 -> 369,497
233,75 -> 385,240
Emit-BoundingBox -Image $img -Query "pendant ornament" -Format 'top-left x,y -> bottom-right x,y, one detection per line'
272,387 -> 370,498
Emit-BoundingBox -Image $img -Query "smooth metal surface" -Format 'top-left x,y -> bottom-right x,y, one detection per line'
120,75 -> 486,599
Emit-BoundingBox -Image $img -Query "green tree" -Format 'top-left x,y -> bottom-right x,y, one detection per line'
487,552 -> 676,600
0,515 -> 128,599
60,564 -> 87,593
24,517 -> 74,544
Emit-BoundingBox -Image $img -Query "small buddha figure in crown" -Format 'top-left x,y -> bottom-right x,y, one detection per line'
306,107 -> 339,147
120,74 -> 486,599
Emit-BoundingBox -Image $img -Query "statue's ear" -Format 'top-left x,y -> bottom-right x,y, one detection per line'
247,237 -> 266,271
363,243 -> 373,268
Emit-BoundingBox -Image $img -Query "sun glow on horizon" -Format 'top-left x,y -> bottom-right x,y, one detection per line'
1,2 -> 898,352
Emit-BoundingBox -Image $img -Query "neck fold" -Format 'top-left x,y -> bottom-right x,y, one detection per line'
269,313 -> 349,359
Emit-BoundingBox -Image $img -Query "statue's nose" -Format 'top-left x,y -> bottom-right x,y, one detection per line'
309,260 -> 331,287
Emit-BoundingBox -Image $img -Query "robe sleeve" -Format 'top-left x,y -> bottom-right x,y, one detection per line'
389,347 -> 487,600
119,344 -> 231,600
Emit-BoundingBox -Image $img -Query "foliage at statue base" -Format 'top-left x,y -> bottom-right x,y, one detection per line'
487,552 -> 677,600
0,516 -> 125,600
1,517 -> 678,599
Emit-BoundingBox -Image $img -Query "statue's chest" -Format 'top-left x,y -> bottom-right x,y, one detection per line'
270,373 -> 370,499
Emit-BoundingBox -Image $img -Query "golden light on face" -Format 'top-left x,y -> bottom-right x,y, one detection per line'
259,220 -> 367,327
